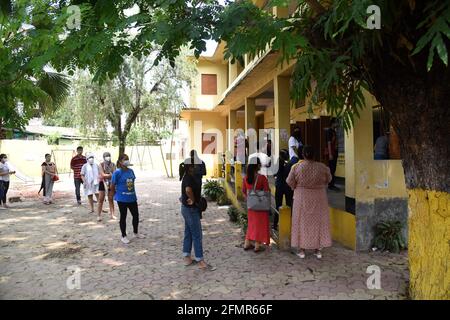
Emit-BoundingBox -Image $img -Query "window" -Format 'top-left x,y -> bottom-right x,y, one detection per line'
201,74 -> 217,95
202,133 -> 217,154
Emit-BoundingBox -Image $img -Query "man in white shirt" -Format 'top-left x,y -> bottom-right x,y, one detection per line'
248,151 -> 272,176
288,127 -> 303,160
0,154 -> 15,209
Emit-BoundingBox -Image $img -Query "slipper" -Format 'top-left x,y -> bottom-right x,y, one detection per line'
199,263 -> 216,271
184,258 -> 195,266
254,247 -> 266,253
243,245 -> 255,251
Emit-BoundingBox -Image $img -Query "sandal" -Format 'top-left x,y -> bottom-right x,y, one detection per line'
199,263 -> 216,271
184,258 -> 195,266
243,245 -> 255,251
254,246 -> 266,253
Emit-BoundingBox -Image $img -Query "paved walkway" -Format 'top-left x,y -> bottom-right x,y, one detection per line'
0,173 -> 409,300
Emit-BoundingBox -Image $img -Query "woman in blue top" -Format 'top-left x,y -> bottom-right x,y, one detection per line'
111,154 -> 145,244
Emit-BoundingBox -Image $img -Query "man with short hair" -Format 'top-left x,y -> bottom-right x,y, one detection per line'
288,128 -> 303,161
70,146 -> 87,205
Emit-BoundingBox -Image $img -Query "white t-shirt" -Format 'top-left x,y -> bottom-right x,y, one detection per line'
248,152 -> 272,176
0,162 -> 10,182
288,136 -> 301,160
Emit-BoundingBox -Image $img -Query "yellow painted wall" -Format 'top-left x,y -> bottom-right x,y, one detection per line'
191,60 -> 228,110
186,112 -> 227,178
330,208 -> 356,250
0,139 -> 174,182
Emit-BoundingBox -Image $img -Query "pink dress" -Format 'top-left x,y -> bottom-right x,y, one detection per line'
286,160 -> 332,250
242,175 -> 270,244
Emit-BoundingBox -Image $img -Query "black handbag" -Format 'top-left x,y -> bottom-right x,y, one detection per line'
197,197 -> 207,212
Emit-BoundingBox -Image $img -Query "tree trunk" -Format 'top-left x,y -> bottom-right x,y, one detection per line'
369,58 -> 450,299
169,121 -> 175,178
118,133 -> 126,156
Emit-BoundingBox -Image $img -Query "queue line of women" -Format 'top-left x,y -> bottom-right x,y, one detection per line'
37,152 -> 144,245
242,145 -> 332,260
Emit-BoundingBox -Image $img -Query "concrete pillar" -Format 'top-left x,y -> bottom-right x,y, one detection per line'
245,97 -> 257,153
274,76 -> 291,157
225,163 -> 231,183
228,109 -> 237,154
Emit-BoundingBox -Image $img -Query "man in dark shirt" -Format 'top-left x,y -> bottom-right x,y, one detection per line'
274,149 -> 294,230
181,163 -> 201,208
70,146 -> 87,205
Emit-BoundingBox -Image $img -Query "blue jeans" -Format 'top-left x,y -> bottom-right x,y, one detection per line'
374,154 -> 388,160
181,205 -> 203,261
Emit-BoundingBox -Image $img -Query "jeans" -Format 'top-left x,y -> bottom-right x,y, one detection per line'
181,205 -> 203,261
0,181 -> 8,205
117,201 -> 139,237
74,178 -> 83,201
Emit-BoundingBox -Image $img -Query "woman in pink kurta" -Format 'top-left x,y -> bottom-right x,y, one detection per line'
242,159 -> 270,252
286,145 -> 332,259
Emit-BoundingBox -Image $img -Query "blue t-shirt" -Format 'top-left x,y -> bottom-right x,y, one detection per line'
112,169 -> 137,203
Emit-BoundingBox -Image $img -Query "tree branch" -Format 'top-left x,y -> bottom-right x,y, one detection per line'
305,0 -> 327,15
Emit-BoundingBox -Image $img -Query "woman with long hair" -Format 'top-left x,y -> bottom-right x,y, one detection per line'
111,154 -> 144,244
242,158 -> 270,253
287,145 -> 332,259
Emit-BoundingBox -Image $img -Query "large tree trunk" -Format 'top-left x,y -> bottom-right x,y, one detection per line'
369,55 -> 450,299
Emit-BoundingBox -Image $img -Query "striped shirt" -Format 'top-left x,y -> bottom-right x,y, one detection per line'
70,155 -> 87,179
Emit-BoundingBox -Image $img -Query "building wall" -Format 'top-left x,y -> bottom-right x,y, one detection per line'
191,60 -> 228,110
185,112 -> 227,178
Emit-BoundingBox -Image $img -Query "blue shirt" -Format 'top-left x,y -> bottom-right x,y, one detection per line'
112,169 -> 137,203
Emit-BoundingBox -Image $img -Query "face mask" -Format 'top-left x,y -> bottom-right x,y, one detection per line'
122,160 -> 130,167
88,158 -> 94,164
104,156 -> 111,162
0,159 -> 6,164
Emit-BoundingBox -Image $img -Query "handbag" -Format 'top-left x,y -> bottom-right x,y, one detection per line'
52,175 -> 59,182
197,196 -> 208,212
246,174 -> 271,211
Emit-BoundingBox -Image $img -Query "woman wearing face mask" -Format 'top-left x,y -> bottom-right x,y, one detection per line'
111,154 -> 144,244
80,153 -> 100,216
40,154 -> 57,205
98,152 -> 117,220
0,154 -> 16,209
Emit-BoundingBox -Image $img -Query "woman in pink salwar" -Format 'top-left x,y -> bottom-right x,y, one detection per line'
286,145 -> 332,259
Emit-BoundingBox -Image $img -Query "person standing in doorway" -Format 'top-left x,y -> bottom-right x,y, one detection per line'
288,127 -> 303,161
180,162 -> 214,270
80,153 -> 100,216
40,154 -> 57,205
325,119 -> 339,190
111,154 -> 144,244
0,154 -> 16,209
374,132 -> 390,160
98,152 -> 117,220
70,146 -> 87,205
287,145 -> 332,259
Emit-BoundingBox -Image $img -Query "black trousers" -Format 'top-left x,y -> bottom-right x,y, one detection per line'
328,158 -> 338,187
0,181 -> 9,205
117,201 -> 139,237
274,186 -> 293,229
74,178 -> 83,201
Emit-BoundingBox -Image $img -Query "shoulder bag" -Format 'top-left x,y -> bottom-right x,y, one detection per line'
246,174 -> 271,211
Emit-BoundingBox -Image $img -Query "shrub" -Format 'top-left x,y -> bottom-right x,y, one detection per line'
217,193 -> 232,206
203,179 -> 225,202
372,220 -> 406,253
227,206 -> 239,223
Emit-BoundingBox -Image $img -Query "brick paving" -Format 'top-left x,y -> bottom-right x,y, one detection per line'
0,172 -> 409,300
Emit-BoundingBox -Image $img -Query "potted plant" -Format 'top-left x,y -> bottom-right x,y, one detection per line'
202,179 -> 225,202
372,220 -> 406,253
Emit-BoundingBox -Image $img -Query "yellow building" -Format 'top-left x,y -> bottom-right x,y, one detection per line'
180,0 -> 409,252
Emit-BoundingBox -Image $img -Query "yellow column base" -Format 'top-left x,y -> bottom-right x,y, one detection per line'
235,162 -> 243,200
408,189 -> 450,300
216,163 -> 223,178
278,206 -> 292,250
225,163 -> 231,183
